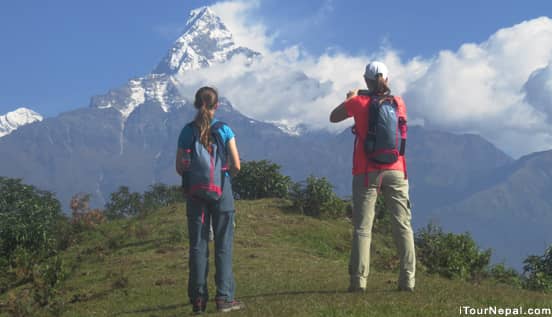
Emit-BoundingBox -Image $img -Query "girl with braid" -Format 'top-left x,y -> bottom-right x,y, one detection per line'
176,86 -> 244,314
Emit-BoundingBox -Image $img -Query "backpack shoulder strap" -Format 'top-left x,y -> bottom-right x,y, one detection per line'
185,122 -> 199,139
392,96 -> 407,119
210,121 -> 229,190
368,95 -> 382,134
210,121 -> 228,162
211,121 -> 226,131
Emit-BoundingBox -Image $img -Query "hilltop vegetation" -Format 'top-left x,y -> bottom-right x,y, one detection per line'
1,163 -> 551,316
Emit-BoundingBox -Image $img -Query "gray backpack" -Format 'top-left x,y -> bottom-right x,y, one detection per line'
182,121 -> 228,201
363,95 -> 406,164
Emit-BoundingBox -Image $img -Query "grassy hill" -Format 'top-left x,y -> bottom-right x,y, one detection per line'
2,199 -> 551,317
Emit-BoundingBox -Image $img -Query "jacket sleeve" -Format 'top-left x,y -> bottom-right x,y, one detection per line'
343,96 -> 364,117
394,96 -> 408,139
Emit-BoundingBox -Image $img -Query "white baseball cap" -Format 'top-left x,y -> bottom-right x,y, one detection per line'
364,61 -> 389,80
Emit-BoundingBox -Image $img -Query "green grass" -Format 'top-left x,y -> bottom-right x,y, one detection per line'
1,199 -> 551,316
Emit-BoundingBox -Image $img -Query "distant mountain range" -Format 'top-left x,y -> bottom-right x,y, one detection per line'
0,6 -> 550,270
436,150 -> 552,266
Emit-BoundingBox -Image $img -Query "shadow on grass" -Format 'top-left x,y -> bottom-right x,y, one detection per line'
117,239 -> 160,250
240,288 -> 393,299
115,304 -> 188,316
279,202 -> 303,216
114,289 -> 394,315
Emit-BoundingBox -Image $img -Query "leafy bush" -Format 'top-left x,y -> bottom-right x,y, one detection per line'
54,215 -> 76,252
488,263 -> 521,288
232,160 -> 292,199
104,186 -> 143,219
31,255 -> 66,306
104,184 -> 182,219
291,175 -> 347,218
5,255 -> 67,316
0,177 -> 62,261
415,223 -> 491,279
70,193 -> 106,229
523,245 -> 552,292
143,183 -> 182,211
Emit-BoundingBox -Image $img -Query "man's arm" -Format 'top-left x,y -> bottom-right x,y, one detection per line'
330,89 -> 358,123
330,103 -> 348,123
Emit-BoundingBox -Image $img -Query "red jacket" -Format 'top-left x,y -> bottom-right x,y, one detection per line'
344,94 -> 408,176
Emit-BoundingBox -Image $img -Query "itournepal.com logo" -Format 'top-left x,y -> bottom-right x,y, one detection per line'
459,306 -> 552,316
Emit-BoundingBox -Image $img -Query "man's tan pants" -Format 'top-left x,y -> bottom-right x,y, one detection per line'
349,170 -> 416,290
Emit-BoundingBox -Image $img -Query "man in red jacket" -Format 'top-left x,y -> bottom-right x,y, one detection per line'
330,61 -> 415,292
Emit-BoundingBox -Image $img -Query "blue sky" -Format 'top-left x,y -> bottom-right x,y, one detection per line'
0,0 -> 549,117
1,1 -> 552,157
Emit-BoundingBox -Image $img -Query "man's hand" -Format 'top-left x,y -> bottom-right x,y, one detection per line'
346,88 -> 359,99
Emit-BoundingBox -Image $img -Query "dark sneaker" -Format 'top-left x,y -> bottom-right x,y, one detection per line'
216,299 -> 244,313
192,298 -> 206,315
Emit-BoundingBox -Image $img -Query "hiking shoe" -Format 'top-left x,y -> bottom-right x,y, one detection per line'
216,299 -> 244,313
192,298 -> 206,314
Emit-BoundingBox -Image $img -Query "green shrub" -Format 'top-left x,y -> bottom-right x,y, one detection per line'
291,175 -> 347,218
32,255 -> 66,306
232,160 -> 292,199
415,223 -> 491,279
143,183 -> 182,212
104,186 -> 143,219
54,215 -> 76,251
70,193 -> 105,230
488,263 -> 522,288
5,255 -> 67,316
523,245 -> 552,292
0,177 -> 62,261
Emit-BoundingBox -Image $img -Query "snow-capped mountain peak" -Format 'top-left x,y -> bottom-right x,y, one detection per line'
90,5 -> 259,123
0,107 -> 43,137
187,7 -> 219,28
153,6 -> 259,75
267,120 -> 309,136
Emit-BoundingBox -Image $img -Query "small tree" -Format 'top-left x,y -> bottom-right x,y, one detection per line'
415,223 -> 491,280
143,183 -> 182,211
523,245 -> 552,292
0,177 -> 61,261
488,263 -> 521,288
104,186 -> 143,219
70,193 -> 105,228
232,160 -> 292,199
291,175 -> 347,218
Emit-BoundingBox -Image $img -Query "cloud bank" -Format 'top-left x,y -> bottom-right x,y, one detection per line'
177,1 -> 552,158
405,17 -> 552,157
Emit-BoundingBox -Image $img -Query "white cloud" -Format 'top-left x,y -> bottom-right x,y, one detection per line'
175,48 -> 333,129
525,64 -> 552,121
210,0 -> 273,54
404,17 -> 552,157
178,2 -> 552,157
